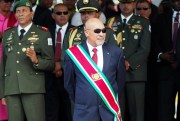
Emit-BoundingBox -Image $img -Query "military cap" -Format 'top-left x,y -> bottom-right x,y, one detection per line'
119,0 -> 136,2
77,0 -> 101,13
13,0 -> 32,12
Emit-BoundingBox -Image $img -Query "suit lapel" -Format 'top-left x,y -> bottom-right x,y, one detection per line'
13,27 -> 20,42
81,41 -> 111,73
102,43 -> 111,72
166,11 -> 173,39
127,14 -> 137,27
81,40 -> 90,55
52,25 -> 56,50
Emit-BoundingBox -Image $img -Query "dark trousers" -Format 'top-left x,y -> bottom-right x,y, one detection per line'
45,74 -> 72,121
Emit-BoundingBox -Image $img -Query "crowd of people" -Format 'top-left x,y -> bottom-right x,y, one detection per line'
0,0 -> 180,121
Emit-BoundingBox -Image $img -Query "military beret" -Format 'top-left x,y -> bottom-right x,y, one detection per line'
119,0 -> 137,3
13,0 -> 32,12
77,0 -> 101,13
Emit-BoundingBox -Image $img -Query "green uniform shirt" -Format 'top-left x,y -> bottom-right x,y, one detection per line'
107,15 -> 151,81
0,24 -> 54,98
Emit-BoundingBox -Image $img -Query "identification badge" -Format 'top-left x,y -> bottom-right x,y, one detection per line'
48,38 -> 53,45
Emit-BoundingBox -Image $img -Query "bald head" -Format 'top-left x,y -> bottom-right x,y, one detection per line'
84,18 -> 106,47
85,18 -> 104,30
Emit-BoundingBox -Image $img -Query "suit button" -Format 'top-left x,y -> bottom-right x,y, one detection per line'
18,43 -> 21,45
123,38 -> 125,41
122,47 -> 125,50
16,61 -> 19,63
17,52 -> 20,54
17,71 -> 20,73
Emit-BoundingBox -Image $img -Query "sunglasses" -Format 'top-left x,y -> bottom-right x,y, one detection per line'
54,11 -> 68,15
3,0 -> 13,3
136,7 -> 149,11
94,28 -> 106,34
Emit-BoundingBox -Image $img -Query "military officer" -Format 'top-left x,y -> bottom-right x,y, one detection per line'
61,0 -> 117,63
107,0 -> 151,121
0,0 -> 54,121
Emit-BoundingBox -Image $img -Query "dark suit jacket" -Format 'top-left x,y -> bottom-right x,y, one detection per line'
154,9 -> 180,81
64,41 -> 125,121
33,5 -> 54,30
176,28 -> 180,64
45,23 -> 74,91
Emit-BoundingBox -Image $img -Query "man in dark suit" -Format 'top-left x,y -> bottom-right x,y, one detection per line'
61,0 -> 117,65
64,18 -> 125,121
0,0 -> 54,121
107,0 -> 151,121
31,0 -> 54,30
45,3 -> 73,121
155,0 -> 180,121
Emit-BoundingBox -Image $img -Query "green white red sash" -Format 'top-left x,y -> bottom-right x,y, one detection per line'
66,44 -> 122,121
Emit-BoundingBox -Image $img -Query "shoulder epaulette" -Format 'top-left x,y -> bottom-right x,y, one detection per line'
77,25 -> 83,28
4,26 -> 15,32
69,26 -> 77,31
105,26 -> 113,30
107,17 -> 115,27
37,25 -> 48,31
138,15 -> 148,19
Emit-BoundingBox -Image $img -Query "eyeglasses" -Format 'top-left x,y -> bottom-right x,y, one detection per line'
94,28 -> 106,34
54,11 -> 68,15
3,0 -> 14,3
136,7 -> 149,11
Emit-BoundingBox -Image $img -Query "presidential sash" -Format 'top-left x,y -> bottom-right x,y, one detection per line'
66,45 -> 122,121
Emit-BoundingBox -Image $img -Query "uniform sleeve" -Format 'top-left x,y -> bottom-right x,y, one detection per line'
128,20 -> 151,70
34,31 -> 55,72
105,28 -> 118,46
0,34 -> 7,98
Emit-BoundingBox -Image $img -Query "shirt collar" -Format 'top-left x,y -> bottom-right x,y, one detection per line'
86,41 -> 102,53
121,13 -> 134,23
173,10 -> 180,17
32,5 -> 37,12
56,22 -> 69,32
18,22 -> 33,34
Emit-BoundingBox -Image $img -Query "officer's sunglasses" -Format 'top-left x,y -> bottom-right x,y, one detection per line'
136,7 -> 149,11
54,11 -> 68,15
93,28 -> 106,34
3,0 -> 14,3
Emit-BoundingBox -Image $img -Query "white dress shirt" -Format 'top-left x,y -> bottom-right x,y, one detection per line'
87,42 -> 104,71
18,22 -> 33,36
55,22 -> 69,47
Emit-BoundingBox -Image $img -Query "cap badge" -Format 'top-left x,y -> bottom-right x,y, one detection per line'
26,2 -> 30,7
83,0 -> 89,4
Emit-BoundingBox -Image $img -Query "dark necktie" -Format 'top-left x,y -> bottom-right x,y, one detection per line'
173,12 -> 179,49
92,48 -> 98,64
123,19 -> 126,29
55,28 -> 62,62
19,29 -> 25,40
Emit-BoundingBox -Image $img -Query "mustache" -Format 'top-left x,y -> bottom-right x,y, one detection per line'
18,17 -> 25,19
